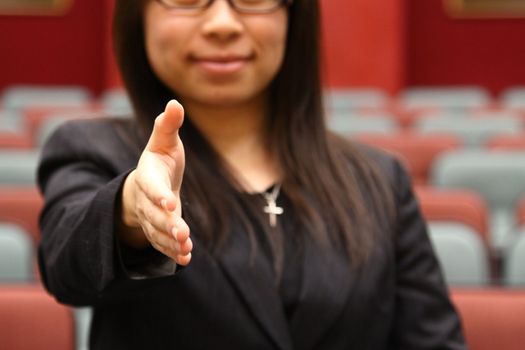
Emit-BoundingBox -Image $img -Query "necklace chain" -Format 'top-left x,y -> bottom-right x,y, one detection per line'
262,184 -> 283,227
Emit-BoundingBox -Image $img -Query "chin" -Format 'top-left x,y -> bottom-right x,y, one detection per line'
197,89 -> 262,107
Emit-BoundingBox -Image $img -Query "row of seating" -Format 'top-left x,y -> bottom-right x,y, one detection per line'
2,123 -> 525,185
1,85 -> 525,150
1,284 -> 524,350
7,112 -> 525,151
3,144 -> 525,244
2,85 -> 523,111
324,86 -> 525,110
3,107 -> 525,151
0,106 -> 130,150
1,185 -> 524,287
0,85 -> 132,114
328,112 -> 525,147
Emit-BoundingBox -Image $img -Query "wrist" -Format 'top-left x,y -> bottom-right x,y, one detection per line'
121,170 -> 140,228
117,170 -> 150,248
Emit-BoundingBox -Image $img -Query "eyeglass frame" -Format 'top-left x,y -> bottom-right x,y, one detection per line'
154,0 -> 294,14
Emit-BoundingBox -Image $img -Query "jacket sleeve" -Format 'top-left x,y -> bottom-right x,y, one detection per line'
389,159 -> 467,350
37,120 -> 177,307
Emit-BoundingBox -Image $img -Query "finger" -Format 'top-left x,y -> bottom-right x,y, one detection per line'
171,216 -> 190,242
146,99 -> 184,154
145,226 -> 180,259
176,236 -> 193,256
135,172 -> 178,213
141,219 -> 191,258
139,198 -> 178,234
176,253 -> 192,266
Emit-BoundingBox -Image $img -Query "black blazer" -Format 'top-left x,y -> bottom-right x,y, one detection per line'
37,118 -> 466,350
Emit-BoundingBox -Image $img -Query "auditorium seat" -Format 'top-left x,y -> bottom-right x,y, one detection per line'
415,187 -> 489,242
431,150 -> 525,251
451,289 -> 525,350
516,196 -> 525,227
0,285 -> 74,350
399,86 -> 491,111
500,86 -> 525,110
35,115 -> 76,148
0,110 -> 25,132
356,133 -> 461,185
0,223 -> 34,282
99,88 -> 133,116
324,88 -> 390,111
0,110 -> 31,149
1,85 -> 91,111
487,134 -> 525,150
0,132 -> 32,149
0,150 -> 40,185
73,307 -> 92,350
0,186 -> 43,242
504,230 -> 525,286
470,109 -> 524,120
327,112 -> 398,135
428,223 -> 490,286
413,116 -> 522,147
25,106 -> 103,147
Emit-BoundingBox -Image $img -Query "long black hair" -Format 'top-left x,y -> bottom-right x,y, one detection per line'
113,0 -> 395,276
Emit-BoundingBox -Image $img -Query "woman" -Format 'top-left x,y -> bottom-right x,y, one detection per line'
38,0 -> 467,349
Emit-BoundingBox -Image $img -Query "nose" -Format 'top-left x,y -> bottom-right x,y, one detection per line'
201,0 -> 243,41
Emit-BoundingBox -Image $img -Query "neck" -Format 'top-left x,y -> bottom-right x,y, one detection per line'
183,96 -> 281,192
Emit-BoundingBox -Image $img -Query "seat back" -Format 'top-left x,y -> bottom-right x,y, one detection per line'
414,116 -> 521,147
431,150 -> 525,250
399,86 -> 490,110
0,223 -> 34,282
73,307 -> 93,350
327,112 -> 398,135
451,289 -> 525,350
428,223 -> 490,286
24,107 -> 103,148
487,134 -> 525,150
501,87 -> 525,109
324,88 -> 390,111
1,85 -> 91,110
0,286 -> 74,350
504,230 -> 525,286
357,133 -> 460,184
0,187 -> 43,242
0,150 -> 40,185
415,187 -> 489,242
99,88 -> 133,116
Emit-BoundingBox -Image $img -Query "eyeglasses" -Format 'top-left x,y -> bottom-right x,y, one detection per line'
155,0 -> 293,14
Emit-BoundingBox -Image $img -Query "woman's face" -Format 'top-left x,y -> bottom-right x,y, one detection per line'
144,0 -> 289,108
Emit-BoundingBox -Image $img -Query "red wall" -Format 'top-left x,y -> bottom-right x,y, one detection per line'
0,0 -> 107,95
407,0 -> 525,94
320,0 -> 406,93
7,0 -> 524,97
103,0 -> 121,88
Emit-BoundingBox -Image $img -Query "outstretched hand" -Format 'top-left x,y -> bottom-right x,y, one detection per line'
120,100 -> 192,266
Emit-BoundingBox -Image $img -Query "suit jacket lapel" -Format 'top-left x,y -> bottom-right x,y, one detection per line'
289,237 -> 353,350
216,223 -> 293,350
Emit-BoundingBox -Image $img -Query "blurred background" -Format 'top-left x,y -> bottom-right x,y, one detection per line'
1,0 -> 525,349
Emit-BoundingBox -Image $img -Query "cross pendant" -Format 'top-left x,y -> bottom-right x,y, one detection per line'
263,198 -> 283,227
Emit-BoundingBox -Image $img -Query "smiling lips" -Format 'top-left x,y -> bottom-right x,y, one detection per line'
191,55 -> 252,75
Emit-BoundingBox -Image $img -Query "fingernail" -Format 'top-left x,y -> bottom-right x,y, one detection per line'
174,242 -> 181,252
171,227 -> 177,239
160,199 -> 167,209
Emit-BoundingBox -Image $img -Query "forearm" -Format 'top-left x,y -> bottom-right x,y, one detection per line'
39,174 -> 129,305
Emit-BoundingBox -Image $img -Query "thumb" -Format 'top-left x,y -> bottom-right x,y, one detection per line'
146,99 -> 184,153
